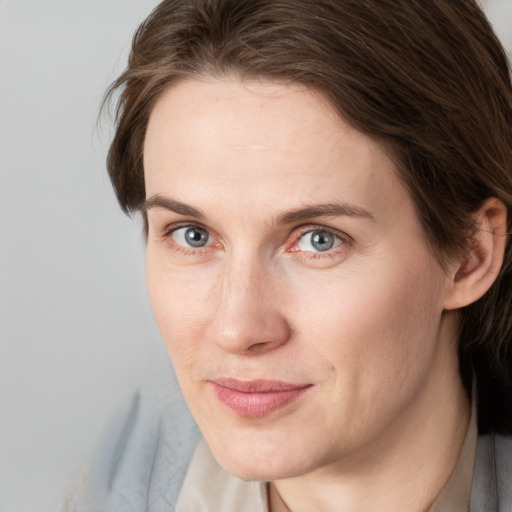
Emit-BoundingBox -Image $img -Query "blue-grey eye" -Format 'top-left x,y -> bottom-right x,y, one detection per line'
171,226 -> 211,248
297,230 -> 341,252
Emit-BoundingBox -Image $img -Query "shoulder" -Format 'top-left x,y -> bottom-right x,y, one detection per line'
470,433 -> 512,512
61,373 -> 200,512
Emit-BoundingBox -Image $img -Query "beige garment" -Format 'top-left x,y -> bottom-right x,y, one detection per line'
176,439 -> 267,512
176,404 -> 477,512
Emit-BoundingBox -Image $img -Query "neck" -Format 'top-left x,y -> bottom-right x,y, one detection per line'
269,315 -> 471,512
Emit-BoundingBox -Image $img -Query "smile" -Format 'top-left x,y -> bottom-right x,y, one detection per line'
209,378 -> 312,417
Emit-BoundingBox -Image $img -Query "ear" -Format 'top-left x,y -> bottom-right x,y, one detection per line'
444,198 -> 507,310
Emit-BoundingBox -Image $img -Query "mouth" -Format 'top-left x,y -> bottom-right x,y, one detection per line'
209,378 -> 312,417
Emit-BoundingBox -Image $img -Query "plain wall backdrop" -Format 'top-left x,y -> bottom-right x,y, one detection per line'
1,1 -> 511,511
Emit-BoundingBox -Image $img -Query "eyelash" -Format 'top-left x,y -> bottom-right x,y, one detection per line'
162,222 -> 352,258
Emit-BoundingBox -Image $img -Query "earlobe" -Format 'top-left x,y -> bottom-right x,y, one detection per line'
444,198 -> 508,310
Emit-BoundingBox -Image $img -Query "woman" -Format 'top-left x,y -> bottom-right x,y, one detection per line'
66,0 -> 512,510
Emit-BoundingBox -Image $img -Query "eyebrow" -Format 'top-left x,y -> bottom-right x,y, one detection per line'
275,202 -> 375,225
143,195 -> 374,224
143,195 -> 204,218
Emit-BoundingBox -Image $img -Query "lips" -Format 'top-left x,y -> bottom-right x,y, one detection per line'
210,378 -> 312,417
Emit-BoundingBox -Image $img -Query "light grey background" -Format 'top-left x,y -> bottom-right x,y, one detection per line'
0,1 -> 511,511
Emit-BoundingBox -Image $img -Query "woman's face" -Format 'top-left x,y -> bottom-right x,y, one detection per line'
144,79 -> 458,480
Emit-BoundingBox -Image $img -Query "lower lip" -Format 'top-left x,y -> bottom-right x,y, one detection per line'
210,382 -> 311,417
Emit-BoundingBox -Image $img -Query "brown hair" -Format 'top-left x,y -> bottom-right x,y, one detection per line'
105,0 -> 512,433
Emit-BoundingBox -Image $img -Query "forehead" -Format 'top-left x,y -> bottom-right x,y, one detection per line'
143,79 -> 410,228
145,79 -> 380,165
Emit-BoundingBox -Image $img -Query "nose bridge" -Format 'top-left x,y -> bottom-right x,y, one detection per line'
211,250 -> 290,354
223,252 -> 261,309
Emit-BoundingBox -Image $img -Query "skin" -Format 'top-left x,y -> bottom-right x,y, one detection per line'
143,79 -> 473,511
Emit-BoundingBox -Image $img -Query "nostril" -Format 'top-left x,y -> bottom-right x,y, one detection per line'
246,340 -> 274,354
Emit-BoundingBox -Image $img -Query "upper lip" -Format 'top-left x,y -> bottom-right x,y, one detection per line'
211,377 -> 311,393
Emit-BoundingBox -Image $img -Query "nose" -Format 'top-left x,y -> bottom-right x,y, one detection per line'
205,256 -> 291,355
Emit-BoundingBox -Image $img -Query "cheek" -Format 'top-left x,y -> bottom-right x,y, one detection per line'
287,255 -> 447,404
146,252 -> 216,371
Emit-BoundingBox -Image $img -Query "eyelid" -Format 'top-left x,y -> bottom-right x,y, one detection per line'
163,220 -> 215,238
294,224 -> 352,242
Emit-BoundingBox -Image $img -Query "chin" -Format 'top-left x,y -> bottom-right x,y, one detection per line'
207,431 -> 321,482
219,456 -> 304,482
